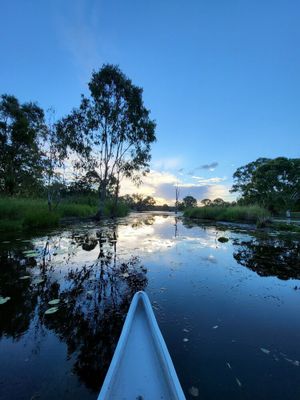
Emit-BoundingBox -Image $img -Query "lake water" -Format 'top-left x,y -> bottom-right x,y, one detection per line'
0,212 -> 300,399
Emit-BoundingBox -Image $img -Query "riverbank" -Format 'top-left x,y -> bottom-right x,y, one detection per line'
183,205 -> 270,223
183,205 -> 300,233
0,197 -> 129,233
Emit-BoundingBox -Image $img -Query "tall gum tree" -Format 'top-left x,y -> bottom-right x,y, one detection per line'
58,65 -> 156,218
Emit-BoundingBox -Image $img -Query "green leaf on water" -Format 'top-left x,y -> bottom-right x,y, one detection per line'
0,296 -> 11,305
34,278 -> 45,284
23,251 -> 39,257
235,377 -> 242,387
48,299 -> 60,305
2,241 -> 10,244
189,386 -> 199,397
45,306 -> 59,315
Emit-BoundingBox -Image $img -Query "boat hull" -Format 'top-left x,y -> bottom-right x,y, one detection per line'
98,291 -> 185,399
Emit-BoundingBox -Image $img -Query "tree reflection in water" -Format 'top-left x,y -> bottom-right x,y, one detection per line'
0,228 -> 148,392
233,237 -> 300,280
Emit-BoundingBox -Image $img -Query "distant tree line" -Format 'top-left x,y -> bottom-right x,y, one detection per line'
181,157 -> 300,214
177,196 -> 234,210
0,65 -> 156,218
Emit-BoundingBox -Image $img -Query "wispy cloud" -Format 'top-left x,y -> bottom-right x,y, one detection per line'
188,161 -> 219,175
200,162 -> 219,170
190,176 -> 227,185
152,157 -> 183,171
54,0 -> 108,82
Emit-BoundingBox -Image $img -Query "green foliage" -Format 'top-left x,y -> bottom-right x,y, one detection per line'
184,205 -> 270,223
0,219 -> 23,232
231,157 -> 300,212
201,198 -> 212,206
182,196 -> 197,208
0,94 -> 45,196
272,223 -> 300,233
127,194 -> 156,211
0,195 -> 130,233
103,199 -> 129,218
23,210 -> 60,229
58,64 -> 156,217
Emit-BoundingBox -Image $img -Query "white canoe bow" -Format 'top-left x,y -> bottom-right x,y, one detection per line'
98,291 -> 186,399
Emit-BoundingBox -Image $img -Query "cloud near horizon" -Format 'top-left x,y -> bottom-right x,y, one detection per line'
120,169 -> 234,205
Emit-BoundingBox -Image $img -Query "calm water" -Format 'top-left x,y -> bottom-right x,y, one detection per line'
0,212 -> 300,400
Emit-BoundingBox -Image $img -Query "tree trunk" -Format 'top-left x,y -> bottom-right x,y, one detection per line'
96,180 -> 107,220
47,190 -> 52,212
113,179 -> 120,217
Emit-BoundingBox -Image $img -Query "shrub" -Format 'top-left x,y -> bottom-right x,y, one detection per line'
184,205 -> 270,223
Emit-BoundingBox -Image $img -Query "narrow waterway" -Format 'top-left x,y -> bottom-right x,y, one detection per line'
0,212 -> 300,399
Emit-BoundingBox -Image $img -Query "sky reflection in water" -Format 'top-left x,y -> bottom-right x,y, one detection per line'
0,212 -> 300,400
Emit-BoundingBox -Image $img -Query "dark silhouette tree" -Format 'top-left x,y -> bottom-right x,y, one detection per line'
182,195 -> 197,208
231,157 -> 300,212
0,94 -> 45,195
201,198 -> 212,206
58,64 -> 156,218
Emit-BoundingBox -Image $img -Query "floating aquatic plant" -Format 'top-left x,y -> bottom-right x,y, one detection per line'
0,296 -> 11,305
48,299 -> 60,305
45,306 -> 59,315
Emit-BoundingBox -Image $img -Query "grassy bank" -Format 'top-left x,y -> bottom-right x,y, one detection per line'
184,205 -> 270,224
0,197 -> 129,233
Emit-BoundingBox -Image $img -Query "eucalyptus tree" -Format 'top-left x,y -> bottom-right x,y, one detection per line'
59,65 -> 156,217
231,157 -> 300,212
0,94 -> 45,195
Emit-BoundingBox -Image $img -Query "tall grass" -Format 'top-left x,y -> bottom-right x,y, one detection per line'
0,196 -> 129,233
184,205 -> 270,223
103,199 -> 129,218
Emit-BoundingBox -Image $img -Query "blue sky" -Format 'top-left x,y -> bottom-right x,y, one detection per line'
1,0 -> 299,203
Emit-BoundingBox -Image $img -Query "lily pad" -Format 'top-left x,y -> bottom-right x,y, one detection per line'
189,386 -> 199,397
0,296 -> 11,305
235,377 -> 242,387
34,278 -> 45,284
260,347 -> 270,354
23,251 -> 39,257
48,299 -> 60,305
45,306 -> 59,315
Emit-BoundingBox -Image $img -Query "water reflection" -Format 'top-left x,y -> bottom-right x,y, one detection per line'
1,214 -> 300,399
0,227 -> 148,392
233,237 -> 300,280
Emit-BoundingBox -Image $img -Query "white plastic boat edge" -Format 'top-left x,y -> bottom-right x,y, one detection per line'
98,290 -> 186,399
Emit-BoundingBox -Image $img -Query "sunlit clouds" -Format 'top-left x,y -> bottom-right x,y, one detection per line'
120,169 -> 234,205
